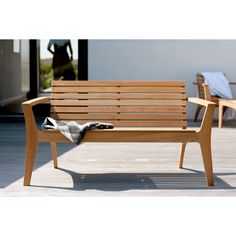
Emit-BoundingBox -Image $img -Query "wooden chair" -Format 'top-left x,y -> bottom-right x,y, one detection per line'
22,80 -> 215,186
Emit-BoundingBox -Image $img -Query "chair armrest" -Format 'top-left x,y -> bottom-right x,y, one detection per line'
188,97 -> 215,107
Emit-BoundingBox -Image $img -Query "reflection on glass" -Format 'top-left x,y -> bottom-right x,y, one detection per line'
21,40 -> 30,93
13,40 -> 20,53
40,39 -> 78,92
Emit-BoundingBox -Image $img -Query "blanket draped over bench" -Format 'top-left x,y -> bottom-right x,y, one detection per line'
41,117 -> 113,144
22,80 -> 215,186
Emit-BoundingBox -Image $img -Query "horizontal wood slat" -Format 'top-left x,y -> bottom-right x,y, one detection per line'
82,129 -> 197,142
51,93 -> 186,100
51,113 -> 186,120
49,117 -> 187,127
52,87 -> 186,93
51,107 -> 186,113
52,80 -> 185,87
51,100 -> 186,106
39,129 -> 197,143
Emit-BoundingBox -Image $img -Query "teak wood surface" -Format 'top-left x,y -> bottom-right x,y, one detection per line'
22,80 -> 215,186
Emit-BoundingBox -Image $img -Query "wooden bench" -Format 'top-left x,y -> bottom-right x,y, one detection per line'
22,80 -> 215,186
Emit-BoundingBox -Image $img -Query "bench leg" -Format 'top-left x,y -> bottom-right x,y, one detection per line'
179,143 -> 187,168
50,142 -> 58,168
199,140 -> 214,186
23,139 -> 38,186
194,105 -> 202,122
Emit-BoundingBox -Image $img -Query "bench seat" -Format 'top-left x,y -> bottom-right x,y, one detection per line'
39,128 -> 198,143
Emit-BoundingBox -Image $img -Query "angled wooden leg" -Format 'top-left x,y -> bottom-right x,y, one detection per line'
50,142 -> 58,168
194,105 -> 202,122
199,140 -> 214,186
218,104 -> 224,128
196,100 -> 215,186
23,139 -> 38,186
179,143 -> 187,168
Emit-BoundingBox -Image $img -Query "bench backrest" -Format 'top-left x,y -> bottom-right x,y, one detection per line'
50,81 -> 187,128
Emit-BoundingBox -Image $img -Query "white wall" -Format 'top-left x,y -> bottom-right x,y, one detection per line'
88,40 -> 236,119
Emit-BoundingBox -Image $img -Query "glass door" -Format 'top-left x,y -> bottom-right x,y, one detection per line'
39,39 -> 78,92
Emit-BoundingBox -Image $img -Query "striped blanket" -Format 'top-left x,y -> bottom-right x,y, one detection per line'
41,117 -> 113,145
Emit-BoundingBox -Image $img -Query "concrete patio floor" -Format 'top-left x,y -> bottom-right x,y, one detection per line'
0,120 -> 236,196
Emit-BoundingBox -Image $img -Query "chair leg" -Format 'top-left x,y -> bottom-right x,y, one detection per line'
218,104 -> 224,128
23,139 -> 38,186
219,105 -> 228,128
50,142 -> 58,168
179,143 -> 187,168
199,140 -> 214,186
194,105 -> 202,122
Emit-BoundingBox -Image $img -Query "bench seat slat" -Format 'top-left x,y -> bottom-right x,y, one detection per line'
51,113 -> 186,120
38,129 -> 196,143
49,118 -> 187,127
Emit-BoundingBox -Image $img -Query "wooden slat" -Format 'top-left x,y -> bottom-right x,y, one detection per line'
38,128 -> 197,143
51,100 -> 187,106
49,117 -> 187,127
82,129 -> 197,142
51,107 -> 187,113
51,93 -> 186,100
107,120 -> 187,127
52,113 -> 186,120
52,87 -> 186,93
52,80 -> 186,87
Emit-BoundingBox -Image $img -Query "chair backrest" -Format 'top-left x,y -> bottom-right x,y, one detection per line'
50,80 -> 187,128
196,73 -> 222,102
196,74 -> 206,99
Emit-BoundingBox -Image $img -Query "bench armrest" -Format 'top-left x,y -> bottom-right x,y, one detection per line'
22,97 -> 50,136
22,97 -> 50,107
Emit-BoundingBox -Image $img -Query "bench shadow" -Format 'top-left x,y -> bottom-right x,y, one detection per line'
31,167 -> 235,191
